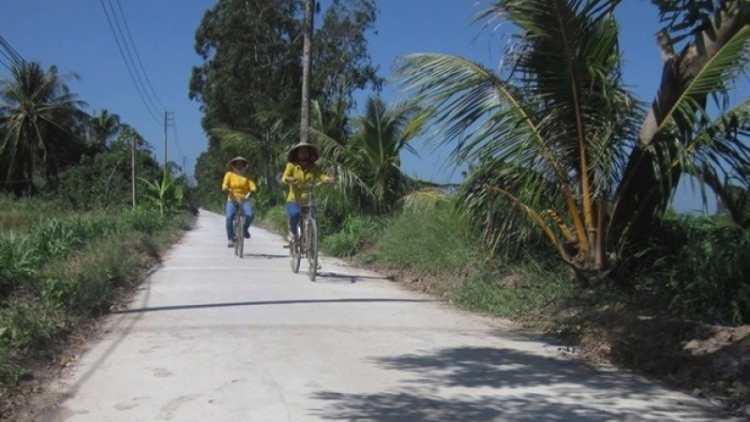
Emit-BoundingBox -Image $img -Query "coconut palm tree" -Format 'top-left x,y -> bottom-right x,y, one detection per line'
88,109 -> 122,153
394,0 -> 750,285
0,61 -> 87,194
314,95 -> 427,214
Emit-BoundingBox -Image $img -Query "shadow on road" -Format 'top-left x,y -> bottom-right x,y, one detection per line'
310,346 -> 727,422
112,298 -> 431,314
241,253 -> 288,259
314,271 -> 395,284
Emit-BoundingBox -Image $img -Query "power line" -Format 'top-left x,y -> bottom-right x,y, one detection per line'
106,0 -> 164,117
98,0 -> 161,125
113,0 -> 166,111
0,34 -> 26,72
0,54 -> 13,72
0,35 -> 26,66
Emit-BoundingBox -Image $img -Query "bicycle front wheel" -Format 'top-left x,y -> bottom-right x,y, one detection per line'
235,214 -> 245,258
305,218 -> 318,281
290,229 -> 301,273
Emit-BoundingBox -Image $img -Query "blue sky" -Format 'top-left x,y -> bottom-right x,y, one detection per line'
1,0 -> 744,212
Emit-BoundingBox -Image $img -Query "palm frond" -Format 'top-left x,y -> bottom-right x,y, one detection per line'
658,25 -> 750,138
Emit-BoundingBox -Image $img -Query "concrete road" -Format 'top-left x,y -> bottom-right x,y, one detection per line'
42,210 -> 740,421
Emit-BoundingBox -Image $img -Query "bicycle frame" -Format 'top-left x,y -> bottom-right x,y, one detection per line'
230,192 -> 252,258
288,182 -> 320,280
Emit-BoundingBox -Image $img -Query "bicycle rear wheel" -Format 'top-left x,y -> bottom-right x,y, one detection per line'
235,214 -> 245,257
305,218 -> 318,281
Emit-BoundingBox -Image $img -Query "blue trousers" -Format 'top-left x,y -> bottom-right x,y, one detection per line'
225,201 -> 254,240
286,201 -> 301,234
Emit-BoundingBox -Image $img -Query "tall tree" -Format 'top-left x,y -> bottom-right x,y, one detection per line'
312,0 -> 382,142
190,0 -> 303,135
0,61 -> 87,195
190,0 -> 382,207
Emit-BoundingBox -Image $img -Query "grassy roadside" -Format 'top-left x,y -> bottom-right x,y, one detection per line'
0,197 -> 194,418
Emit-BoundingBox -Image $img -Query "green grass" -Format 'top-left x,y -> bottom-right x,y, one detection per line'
454,260 -> 574,323
371,205 -> 479,275
322,214 -> 381,257
638,212 -> 750,324
0,198 -> 194,383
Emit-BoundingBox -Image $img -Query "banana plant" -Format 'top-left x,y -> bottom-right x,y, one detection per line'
138,172 -> 185,217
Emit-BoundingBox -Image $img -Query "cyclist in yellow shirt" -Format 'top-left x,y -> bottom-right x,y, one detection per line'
222,156 -> 257,247
282,143 -> 335,241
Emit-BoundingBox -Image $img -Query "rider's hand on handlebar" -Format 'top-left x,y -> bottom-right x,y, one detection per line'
325,177 -> 337,184
285,177 -> 296,184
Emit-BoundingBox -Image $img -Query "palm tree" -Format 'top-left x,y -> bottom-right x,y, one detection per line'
393,0 -> 750,285
89,109 -> 122,153
314,96 -> 426,214
0,61 -> 87,194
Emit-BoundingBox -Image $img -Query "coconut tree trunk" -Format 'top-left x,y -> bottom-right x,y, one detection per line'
300,0 -> 315,145
612,0 -> 750,241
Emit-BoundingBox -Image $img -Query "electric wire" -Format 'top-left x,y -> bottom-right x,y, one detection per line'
113,0 -> 166,111
106,0 -> 163,117
0,35 -> 26,66
98,0 -> 162,125
0,55 -> 12,72
0,34 -> 26,72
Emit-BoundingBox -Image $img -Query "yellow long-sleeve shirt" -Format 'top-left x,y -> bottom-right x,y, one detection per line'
282,162 -> 331,203
222,171 -> 257,200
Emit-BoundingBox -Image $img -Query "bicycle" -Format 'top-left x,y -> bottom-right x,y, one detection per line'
288,182 -> 320,281
230,191 -> 252,258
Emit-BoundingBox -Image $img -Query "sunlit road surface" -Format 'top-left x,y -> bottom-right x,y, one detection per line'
41,210 -> 741,422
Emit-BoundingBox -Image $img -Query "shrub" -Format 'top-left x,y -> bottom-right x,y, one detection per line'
374,205 -> 479,275
0,299 -> 66,352
323,214 -> 381,257
0,233 -> 39,296
120,208 -> 164,234
640,213 -> 750,324
263,205 -> 289,236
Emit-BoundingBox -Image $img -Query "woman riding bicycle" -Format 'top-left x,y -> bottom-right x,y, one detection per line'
222,156 -> 257,248
282,142 -> 335,242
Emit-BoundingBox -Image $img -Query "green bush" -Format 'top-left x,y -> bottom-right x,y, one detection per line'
641,213 -> 750,324
0,300 -> 66,352
0,233 -> 39,295
455,260 -> 572,322
263,205 -> 289,236
373,205 -> 479,275
323,214 -> 381,257
120,208 -> 164,234
42,240 -> 136,314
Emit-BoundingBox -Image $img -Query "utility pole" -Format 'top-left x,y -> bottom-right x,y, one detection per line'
131,130 -> 136,208
300,0 -> 315,145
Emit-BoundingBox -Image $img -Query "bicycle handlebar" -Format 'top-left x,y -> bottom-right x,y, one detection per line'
287,178 -> 336,187
227,191 -> 253,202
